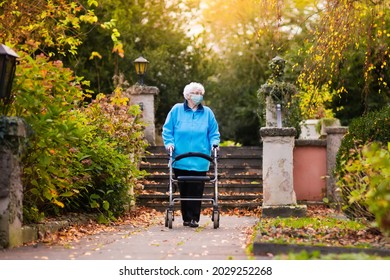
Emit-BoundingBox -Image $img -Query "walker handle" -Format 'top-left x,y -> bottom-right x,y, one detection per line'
173,152 -> 213,163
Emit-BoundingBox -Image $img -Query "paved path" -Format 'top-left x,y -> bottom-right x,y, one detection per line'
0,215 -> 262,260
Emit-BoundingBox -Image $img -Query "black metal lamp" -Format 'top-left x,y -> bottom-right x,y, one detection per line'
133,56 -> 149,85
0,44 -> 19,105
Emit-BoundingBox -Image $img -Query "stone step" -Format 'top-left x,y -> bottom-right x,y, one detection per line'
145,146 -> 263,155
143,173 -> 261,180
139,146 -> 264,210
142,147 -> 263,164
137,193 -> 262,200
141,183 -> 262,193
137,194 -> 262,211
140,165 -> 262,176
138,200 -> 262,211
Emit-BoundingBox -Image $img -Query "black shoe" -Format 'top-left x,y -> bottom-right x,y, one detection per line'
189,220 -> 199,228
183,221 -> 190,226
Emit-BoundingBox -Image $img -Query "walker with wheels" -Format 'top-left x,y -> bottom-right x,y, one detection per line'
165,145 -> 220,229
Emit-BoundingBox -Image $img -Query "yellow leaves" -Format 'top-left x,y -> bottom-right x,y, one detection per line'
355,42 -> 360,49
87,0 -> 99,8
298,81 -> 336,119
336,86 -> 347,94
89,51 -> 102,60
367,63 -> 376,72
112,42 -> 125,58
314,55 -> 324,63
111,88 -> 129,106
80,10 -> 98,24
95,93 -> 106,100
53,199 -> 65,208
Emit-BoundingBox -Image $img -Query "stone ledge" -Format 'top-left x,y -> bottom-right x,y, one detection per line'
261,205 -> 307,218
325,126 -> 348,134
125,85 -> 159,95
295,139 -> 327,147
20,213 -> 98,245
260,127 -> 296,137
0,116 -> 28,138
21,220 -> 70,244
253,241 -> 390,257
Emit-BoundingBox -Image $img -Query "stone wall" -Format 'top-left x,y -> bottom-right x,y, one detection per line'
0,117 -> 27,248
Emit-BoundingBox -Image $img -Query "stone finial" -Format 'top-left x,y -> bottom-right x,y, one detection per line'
257,56 -> 299,129
269,56 -> 286,81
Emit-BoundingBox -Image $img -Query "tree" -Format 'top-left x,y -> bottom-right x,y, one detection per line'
0,0 -> 122,57
298,0 -> 390,123
196,0 -> 316,144
0,0 -> 146,222
60,0 -> 213,134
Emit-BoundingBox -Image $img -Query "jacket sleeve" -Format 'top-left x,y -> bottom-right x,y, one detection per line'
208,109 -> 220,147
162,106 -> 176,149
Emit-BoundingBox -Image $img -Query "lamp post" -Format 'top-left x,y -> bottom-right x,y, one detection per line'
0,44 -> 19,107
133,56 -> 149,85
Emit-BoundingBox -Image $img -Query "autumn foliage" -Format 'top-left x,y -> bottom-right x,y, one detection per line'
0,1 -> 143,223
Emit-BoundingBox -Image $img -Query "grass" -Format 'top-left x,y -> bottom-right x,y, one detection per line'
248,205 -> 390,260
274,251 -> 390,260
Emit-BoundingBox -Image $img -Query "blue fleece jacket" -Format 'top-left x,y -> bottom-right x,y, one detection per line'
162,100 -> 220,171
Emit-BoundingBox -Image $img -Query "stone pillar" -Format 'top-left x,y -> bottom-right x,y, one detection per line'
260,127 -> 306,217
0,117 -> 28,248
326,126 -> 348,205
125,84 -> 159,146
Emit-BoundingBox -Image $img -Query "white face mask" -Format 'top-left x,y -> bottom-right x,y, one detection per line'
190,94 -> 203,105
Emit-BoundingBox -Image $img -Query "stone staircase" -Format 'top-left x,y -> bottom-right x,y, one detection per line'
136,146 -> 263,211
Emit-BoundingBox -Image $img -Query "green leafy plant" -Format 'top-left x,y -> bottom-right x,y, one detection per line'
67,90 -> 148,222
337,143 -> 375,221
220,140 -> 242,147
335,105 -> 390,220
10,53 -> 89,222
9,52 -> 147,223
336,141 -> 390,237
363,142 -> 390,237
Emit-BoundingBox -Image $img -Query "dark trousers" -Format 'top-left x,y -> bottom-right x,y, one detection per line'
173,168 -> 206,222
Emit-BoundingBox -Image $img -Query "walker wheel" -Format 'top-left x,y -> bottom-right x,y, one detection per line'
167,210 -> 173,229
213,210 -> 220,229
165,210 -> 169,227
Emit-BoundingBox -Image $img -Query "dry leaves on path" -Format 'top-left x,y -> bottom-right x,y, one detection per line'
33,206 -> 164,246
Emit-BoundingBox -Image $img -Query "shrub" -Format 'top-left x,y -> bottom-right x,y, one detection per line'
12,53 -> 89,222
68,90 -> 148,223
336,143 -> 375,220
337,142 -> 390,236
363,143 -> 390,237
335,105 -> 390,220
11,53 -> 147,223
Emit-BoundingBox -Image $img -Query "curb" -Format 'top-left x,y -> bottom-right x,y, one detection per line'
21,214 -> 97,244
253,240 -> 390,257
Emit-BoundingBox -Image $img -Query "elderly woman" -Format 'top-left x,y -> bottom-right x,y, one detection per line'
162,82 -> 220,228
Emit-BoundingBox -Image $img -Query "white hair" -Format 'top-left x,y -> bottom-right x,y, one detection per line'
183,82 -> 205,98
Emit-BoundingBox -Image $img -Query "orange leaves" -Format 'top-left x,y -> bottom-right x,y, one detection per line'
112,42 -> 125,58
32,206 -> 164,246
1,0 -> 124,59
